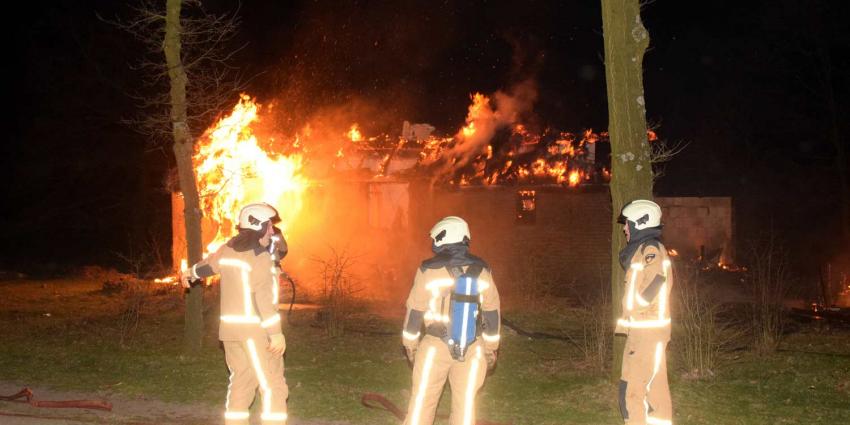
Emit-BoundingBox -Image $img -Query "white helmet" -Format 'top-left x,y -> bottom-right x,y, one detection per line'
237,202 -> 279,230
429,216 -> 471,247
618,199 -> 662,230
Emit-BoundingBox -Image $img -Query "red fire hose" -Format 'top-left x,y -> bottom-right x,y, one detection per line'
0,387 -> 112,411
361,393 -> 511,425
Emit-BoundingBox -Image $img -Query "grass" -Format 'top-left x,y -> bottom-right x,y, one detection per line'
0,277 -> 849,424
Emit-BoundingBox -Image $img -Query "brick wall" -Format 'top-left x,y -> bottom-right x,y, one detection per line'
409,189 -> 734,295
171,186 -> 733,302
655,197 -> 734,264
412,186 -> 613,296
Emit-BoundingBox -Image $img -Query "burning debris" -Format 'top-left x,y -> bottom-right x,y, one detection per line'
166,89 -> 669,296
414,80 -> 619,188
186,90 -> 639,257
426,124 -> 607,188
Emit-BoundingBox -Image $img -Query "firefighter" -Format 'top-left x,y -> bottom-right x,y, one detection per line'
401,216 -> 501,425
615,200 -> 673,425
181,202 -> 289,425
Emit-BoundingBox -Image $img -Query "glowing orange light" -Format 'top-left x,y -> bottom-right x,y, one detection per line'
194,94 -> 308,254
568,170 -> 581,187
460,93 -> 488,139
347,124 -> 363,142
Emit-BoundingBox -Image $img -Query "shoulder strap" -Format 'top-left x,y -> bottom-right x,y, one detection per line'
446,264 -> 484,279
446,266 -> 464,279
464,264 -> 484,279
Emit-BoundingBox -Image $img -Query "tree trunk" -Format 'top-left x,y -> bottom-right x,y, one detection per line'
600,0 -> 654,381
164,0 -> 205,353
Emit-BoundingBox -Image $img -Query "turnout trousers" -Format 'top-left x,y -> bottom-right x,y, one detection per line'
403,336 -> 487,425
619,330 -> 672,425
223,338 -> 289,425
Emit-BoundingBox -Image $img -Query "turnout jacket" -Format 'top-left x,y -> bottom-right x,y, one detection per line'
402,265 -> 501,353
190,244 -> 283,341
617,241 -> 673,340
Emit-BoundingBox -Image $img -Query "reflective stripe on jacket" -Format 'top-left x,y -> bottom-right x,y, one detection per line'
192,245 -> 283,341
618,242 -> 673,338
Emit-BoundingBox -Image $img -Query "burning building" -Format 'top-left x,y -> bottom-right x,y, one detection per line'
170,93 -> 734,303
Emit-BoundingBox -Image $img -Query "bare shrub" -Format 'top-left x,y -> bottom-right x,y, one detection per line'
313,247 -> 363,337
578,291 -> 611,373
746,235 -> 794,354
118,280 -> 158,347
673,264 -> 742,379
572,273 -> 612,373
112,229 -> 172,279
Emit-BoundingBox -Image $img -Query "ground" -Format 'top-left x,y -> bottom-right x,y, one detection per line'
0,273 -> 848,424
0,382 -> 215,425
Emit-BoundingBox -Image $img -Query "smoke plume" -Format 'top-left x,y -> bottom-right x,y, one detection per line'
430,79 -> 538,183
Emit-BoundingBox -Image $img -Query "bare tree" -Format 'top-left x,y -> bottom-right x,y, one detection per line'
647,125 -> 688,182
108,0 -> 244,352
600,0 -> 655,380
107,0 -> 244,144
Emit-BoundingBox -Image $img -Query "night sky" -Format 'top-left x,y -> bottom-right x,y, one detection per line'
3,0 -> 848,277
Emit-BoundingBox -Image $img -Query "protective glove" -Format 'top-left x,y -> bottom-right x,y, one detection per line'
268,333 -> 286,356
179,266 -> 193,289
404,345 -> 418,365
484,350 -> 498,371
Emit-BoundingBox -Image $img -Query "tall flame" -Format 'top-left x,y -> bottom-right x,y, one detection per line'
194,94 -> 308,253
460,93 -> 488,139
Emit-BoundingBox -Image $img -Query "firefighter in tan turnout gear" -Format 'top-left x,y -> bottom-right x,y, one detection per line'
615,200 -> 673,425
181,203 -> 289,425
401,216 -> 501,425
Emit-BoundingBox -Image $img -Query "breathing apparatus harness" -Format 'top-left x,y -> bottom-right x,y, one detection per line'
424,263 -> 485,361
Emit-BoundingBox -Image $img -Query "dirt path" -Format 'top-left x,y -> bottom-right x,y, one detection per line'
0,381 -> 352,425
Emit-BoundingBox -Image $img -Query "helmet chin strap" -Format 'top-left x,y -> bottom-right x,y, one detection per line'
618,226 -> 663,271
228,221 -> 272,253
259,221 -> 274,247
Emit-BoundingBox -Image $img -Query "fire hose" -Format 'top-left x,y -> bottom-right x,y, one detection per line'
358,319 -> 577,424
361,393 -> 511,425
501,316 -> 581,348
0,387 -> 112,411
280,270 -> 297,322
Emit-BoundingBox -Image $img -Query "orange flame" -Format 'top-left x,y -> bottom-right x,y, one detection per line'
194,94 -> 308,253
462,121 -> 477,138
347,124 -> 363,142
460,93 -> 489,139
568,170 -> 581,187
